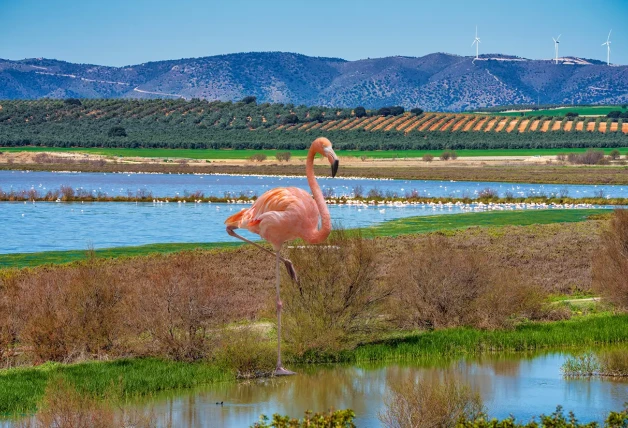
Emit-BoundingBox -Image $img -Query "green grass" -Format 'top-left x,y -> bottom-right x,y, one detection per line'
495,105 -> 626,117
4,146 -> 628,159
2,314 -> 627,416
0,209 -> 608,269
0,242 -> 242,269
0,358 -> 233,416
368,209 -> 609,237
305,314 -> 628,364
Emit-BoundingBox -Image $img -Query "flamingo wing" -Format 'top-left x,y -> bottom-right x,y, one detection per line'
224,187 -> 311,229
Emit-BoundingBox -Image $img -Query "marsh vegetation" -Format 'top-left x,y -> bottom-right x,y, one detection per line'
0,210 -> 626,418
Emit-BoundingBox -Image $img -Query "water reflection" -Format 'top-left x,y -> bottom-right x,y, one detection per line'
124,352 -> 628,427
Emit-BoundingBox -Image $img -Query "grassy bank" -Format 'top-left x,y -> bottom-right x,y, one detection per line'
0,242 -> 242,269
3,161 -> 628,185
1,314 -> 627,416
0,358 -> 232,416
4,146 -> 628,159
0,209 -> 608,268
369,209 -> 609,237
342,314 -> 628,364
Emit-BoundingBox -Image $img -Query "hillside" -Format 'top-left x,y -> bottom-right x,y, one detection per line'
1,52 -> 628,111
1,99 -> 627,151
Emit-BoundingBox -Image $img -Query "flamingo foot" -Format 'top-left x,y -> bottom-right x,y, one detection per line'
274,366 -> 297,376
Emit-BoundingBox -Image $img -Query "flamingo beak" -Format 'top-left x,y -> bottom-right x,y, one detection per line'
325,148 -> 339,178
331,159 -> 339,178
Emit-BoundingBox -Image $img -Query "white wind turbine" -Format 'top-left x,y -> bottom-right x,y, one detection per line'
553,34 -> 561,64
472,26 -> 481,60
602,30 -> 612,66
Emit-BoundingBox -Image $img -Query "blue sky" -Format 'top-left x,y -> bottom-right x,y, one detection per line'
2,0 -> 627,66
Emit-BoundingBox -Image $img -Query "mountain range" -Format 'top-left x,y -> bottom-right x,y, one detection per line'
1,52 -> 627,111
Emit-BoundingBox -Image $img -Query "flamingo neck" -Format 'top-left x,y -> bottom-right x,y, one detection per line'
305,145 -> 331,244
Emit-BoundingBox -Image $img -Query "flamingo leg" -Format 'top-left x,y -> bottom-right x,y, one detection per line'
274,250 -> 295,376
226,227 -> 299,283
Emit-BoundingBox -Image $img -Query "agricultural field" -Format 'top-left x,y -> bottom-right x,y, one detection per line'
4,145 -> 628,159
1,99 -> 627,152
491,105 -> 628,117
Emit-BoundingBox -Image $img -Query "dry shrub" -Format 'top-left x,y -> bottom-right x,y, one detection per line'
125,253 -> 234,361
477,188 -> 498,199
389,237 -> 545,330
593,209 -> 628,310
282,230 -> 390,355
16,258 -> 124,362
275,151 -> 292,162
18,378 -> 156,428
422,154 -> 434,162
471,277 -> 546,329
214,327 -> 276,377
2,247 -> 265,365
249,153 -> 267,162
60,185 -> 75,200
0,270 -> 20,365
567,149 -> 605,165
378,376 -> 485,428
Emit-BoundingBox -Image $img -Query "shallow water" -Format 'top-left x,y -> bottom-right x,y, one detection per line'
124,352 -> 628,427
0,201 -> 609,254
0,201 -> 471,253
2,170 -> 628,199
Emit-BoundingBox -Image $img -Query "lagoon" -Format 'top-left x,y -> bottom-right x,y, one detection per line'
2,170 -> 628,199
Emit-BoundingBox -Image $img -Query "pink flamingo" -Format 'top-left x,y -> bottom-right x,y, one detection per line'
225,137 -> 339,376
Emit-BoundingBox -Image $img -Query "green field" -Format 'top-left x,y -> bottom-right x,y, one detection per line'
496,105 -> 627,117
0,209 -> 608,269
3,146 -> 628,160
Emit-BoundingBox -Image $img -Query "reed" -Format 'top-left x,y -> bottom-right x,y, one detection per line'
562,348 -> 628,377
290,314 -> 628,364
0,358 -> 232,416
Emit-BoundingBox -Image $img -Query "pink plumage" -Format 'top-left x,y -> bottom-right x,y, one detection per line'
225,137 -> 338,250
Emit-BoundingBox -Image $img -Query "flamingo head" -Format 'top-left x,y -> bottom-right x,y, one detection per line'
314,137 -> 339,178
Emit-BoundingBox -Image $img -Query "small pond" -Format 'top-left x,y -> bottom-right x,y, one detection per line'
120,351 -> 628,427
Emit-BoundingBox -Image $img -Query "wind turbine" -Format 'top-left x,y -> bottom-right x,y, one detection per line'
553,34 -> 561,64
602,30 -> 612,66
472,26 -> 481,60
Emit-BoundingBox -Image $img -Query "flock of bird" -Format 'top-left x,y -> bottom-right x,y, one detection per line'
212,198 -> 597,212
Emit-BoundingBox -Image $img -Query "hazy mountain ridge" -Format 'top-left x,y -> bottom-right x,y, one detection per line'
1,52 -> 627,111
